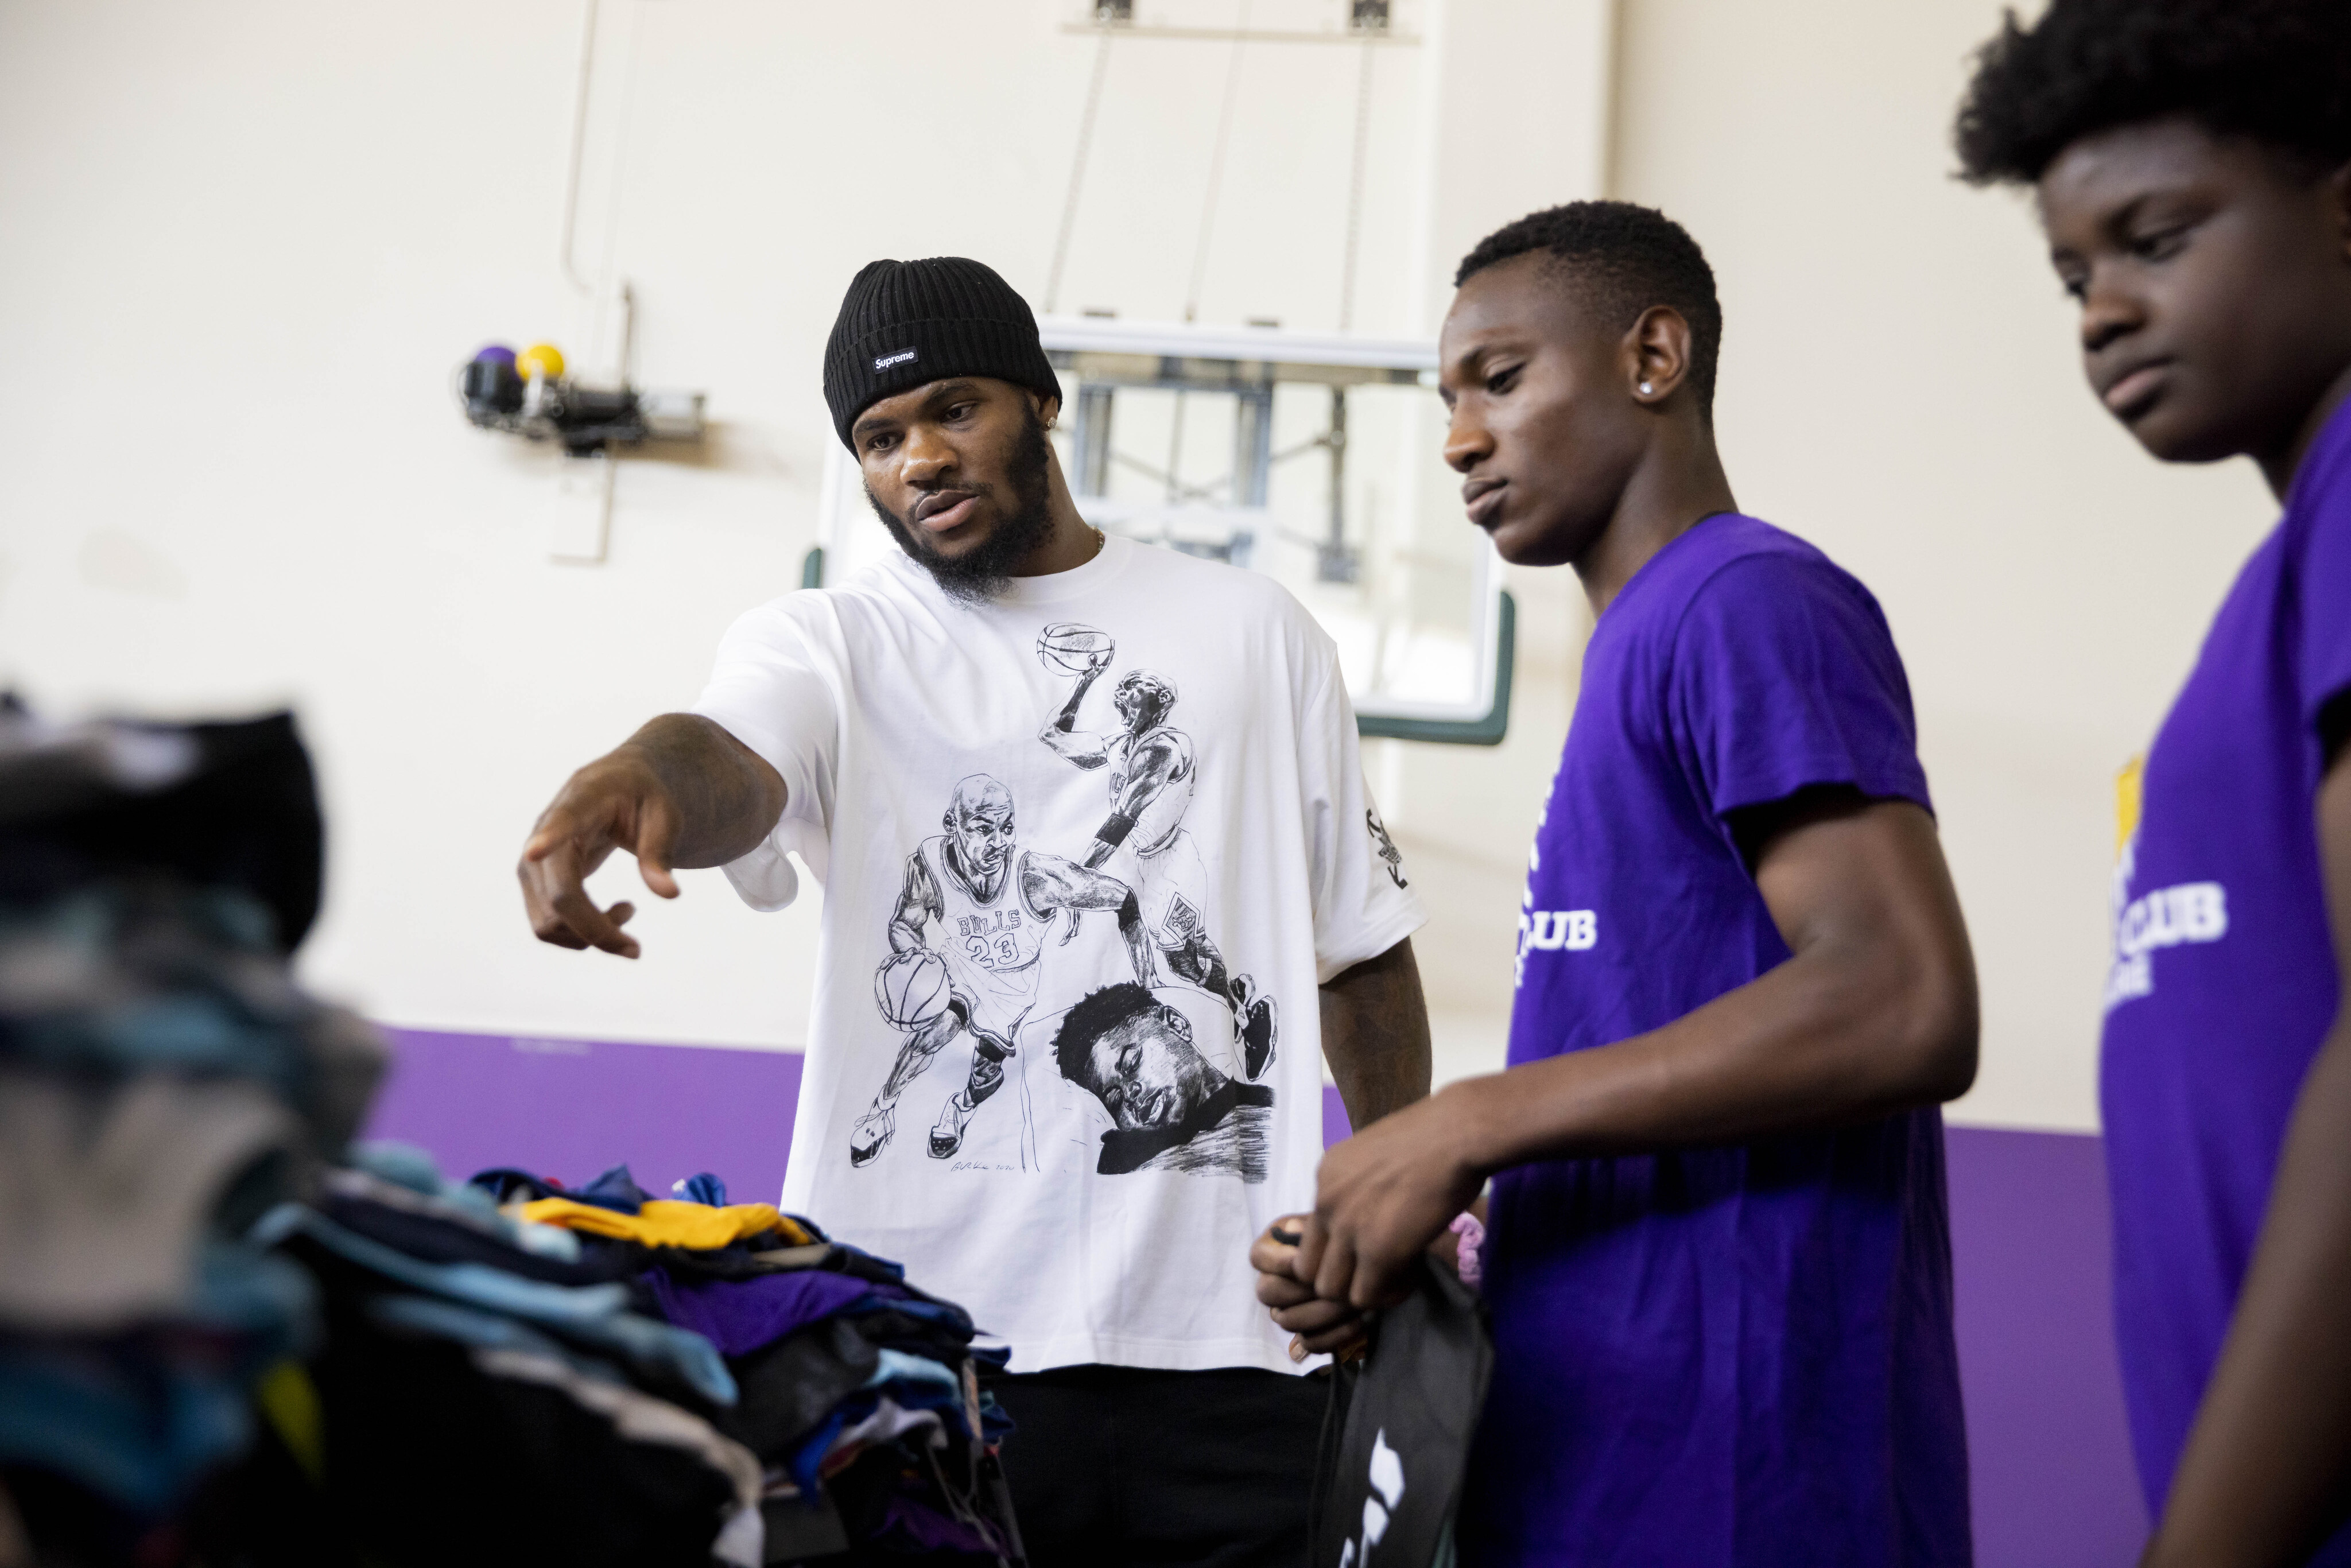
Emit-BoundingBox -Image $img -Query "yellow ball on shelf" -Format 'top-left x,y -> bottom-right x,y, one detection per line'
515,343 -> 565,381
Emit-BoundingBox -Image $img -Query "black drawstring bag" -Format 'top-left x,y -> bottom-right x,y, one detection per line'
1310,1259 -> 1493,1568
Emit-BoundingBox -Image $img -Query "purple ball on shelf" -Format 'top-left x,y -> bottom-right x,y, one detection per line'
472,343 -> 518,366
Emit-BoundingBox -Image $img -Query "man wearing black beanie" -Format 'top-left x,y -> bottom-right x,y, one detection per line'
816,257 -> 1073,603
518,255 -> 1434,1565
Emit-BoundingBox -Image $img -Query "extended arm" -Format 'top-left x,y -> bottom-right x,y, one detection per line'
1038,662 -> 1113,767
1023,852 -> 1151,985
889,851 -> 944,954
518,713 -> 786,959
1292,791 -> 1978,1308
2143,747 -> 2351,1568
1081,735 -> 1182,869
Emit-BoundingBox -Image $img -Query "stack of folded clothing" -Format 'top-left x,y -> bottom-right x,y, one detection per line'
488,1166 -> 1022,1565
0,709 -> 386,1565
0,703 -> 1021,1566
247,1145 -> 766,1567
0,708 -> 778,1568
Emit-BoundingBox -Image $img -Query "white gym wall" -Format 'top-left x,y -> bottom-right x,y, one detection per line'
1609,1 -> 2274,1131
0,0 -> 2267,1131
0,0 -> 1605,1084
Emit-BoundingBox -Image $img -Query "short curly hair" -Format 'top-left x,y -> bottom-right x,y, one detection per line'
1053,983 -> 1170,1086
1455,201 -> 1723,418
1954,0 -> 2351,186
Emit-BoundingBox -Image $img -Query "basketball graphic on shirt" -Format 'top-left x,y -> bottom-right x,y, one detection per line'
1035,635 -> 1282,1093
874,948 -> 952,1028
852,774 -> 1170,1174
1037,622 -> 1115,674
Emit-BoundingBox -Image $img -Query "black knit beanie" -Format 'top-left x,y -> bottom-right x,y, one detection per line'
822,257 -> 1062,449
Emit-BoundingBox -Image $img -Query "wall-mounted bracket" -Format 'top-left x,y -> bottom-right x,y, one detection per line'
548,449 -> 615,564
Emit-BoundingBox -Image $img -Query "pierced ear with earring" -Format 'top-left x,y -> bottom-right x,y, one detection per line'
1638,381 -> 1654,396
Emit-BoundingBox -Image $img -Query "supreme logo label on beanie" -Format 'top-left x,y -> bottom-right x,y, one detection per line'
823,257 -> 1062,450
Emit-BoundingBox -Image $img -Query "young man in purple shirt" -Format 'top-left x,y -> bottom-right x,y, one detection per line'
1957,4 -> 2351,1563
1253,202 -> 1981,1563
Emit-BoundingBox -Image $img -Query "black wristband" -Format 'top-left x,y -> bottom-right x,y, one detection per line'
1093,812 -> 1136,849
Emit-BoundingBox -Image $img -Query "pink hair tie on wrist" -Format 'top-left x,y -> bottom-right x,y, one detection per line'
1449,1212 -> 1485,1289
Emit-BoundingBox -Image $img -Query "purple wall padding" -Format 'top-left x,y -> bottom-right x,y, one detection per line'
1944,1124 -> 2148,1566
368,1028 -> 805,1198
367,1030 -> 2150,1565
1322,1081 -> 1354,1151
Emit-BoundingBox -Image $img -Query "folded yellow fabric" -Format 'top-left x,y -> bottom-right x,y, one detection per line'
517,1197 -> 813,1251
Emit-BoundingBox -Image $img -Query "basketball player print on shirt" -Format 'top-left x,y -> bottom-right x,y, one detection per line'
1035,622 -> 1279,1082
1046,983 -> 1274,1179
853,774 -> 1153,1169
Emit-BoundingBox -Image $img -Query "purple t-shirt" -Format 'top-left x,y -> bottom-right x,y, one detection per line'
1460,514 -> 1969,1567
2101,399 -> 2351,1563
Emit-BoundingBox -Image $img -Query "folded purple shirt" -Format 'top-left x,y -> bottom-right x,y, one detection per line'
648,1267 -> 898,1357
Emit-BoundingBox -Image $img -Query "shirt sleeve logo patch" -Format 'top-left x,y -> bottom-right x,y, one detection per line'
1366,810 -> 1409,889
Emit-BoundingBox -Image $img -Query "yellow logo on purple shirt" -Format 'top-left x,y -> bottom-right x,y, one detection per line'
2106,754 -> 2229,1012
2116,756 -> 2143,858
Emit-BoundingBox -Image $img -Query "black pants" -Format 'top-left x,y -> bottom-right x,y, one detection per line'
984,1363 -> 1326,1568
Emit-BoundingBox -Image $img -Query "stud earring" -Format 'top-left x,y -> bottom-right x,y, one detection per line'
1638,381 -> 1654,395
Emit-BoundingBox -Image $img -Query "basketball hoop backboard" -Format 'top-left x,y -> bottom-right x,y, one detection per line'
810,317 -> 1512,744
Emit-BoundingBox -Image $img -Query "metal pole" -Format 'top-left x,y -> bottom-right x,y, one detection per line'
1074,385 -> 1115,497
1320,387 -> 1357,583
1232,381 -> 1273,507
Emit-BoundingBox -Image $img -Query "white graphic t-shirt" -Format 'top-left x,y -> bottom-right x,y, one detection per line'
691,533 -> 1423,1373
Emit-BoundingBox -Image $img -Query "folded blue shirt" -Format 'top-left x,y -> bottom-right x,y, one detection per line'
254,1204 -> 735,1406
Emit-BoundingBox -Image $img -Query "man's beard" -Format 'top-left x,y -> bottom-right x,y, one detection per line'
866,406 -> 1056,606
